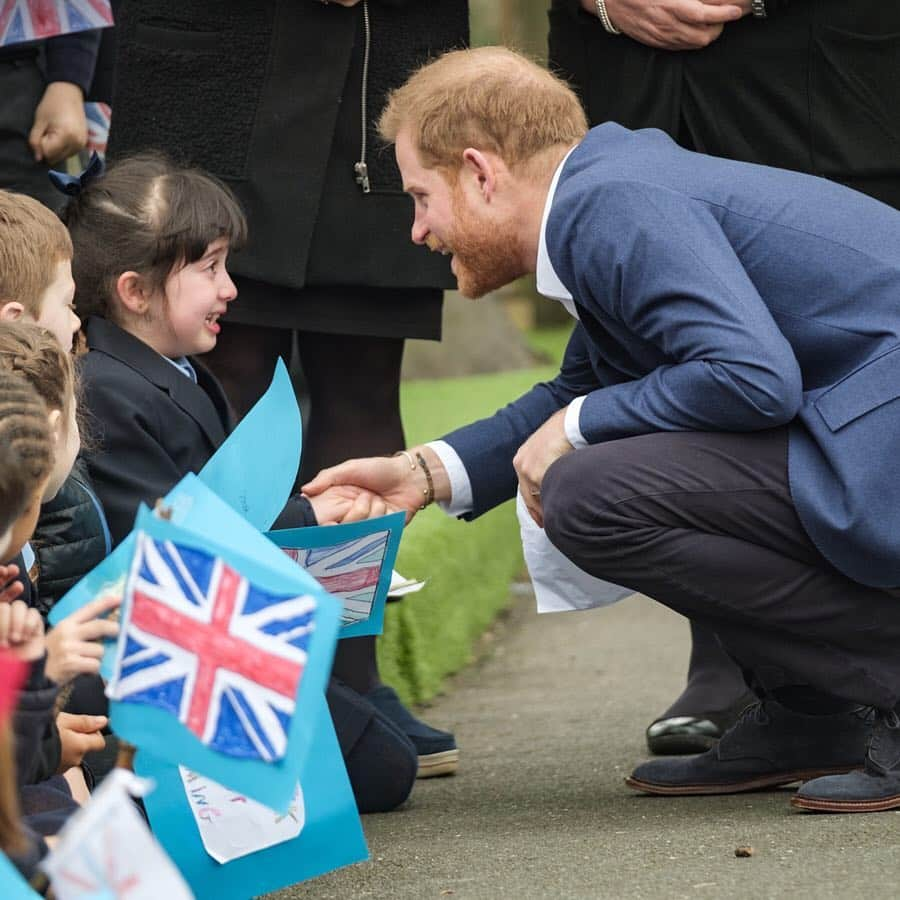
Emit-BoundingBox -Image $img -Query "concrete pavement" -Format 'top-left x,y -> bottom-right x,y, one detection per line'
278,589 -> 900,900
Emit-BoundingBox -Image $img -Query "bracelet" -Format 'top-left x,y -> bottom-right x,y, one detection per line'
750,0 -> 767,17
595,0 -> 620,34
414,451 -> 435,508
393,449 -> 416,471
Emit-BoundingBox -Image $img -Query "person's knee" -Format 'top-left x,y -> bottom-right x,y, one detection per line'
542,452 -> 593,562
345,717 -> 418,814
542,446 -> 632,566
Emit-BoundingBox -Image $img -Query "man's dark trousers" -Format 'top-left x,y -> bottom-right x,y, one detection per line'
542,428 -> 900,710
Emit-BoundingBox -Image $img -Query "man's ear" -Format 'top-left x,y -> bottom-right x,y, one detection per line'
461,148 -> 500,202
0,300 -> 25,322
115,271 -> 151,315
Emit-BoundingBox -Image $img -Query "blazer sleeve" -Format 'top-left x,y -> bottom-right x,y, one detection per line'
440,324 -> 609,517
552,179 -> 803,445
82,370 -> 186,546
14,656 -> 60,786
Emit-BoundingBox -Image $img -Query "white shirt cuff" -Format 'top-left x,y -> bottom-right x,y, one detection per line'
564,397 -> 589,448
425,440 -> 474,517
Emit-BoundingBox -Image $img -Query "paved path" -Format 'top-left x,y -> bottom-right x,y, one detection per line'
278,590 -> 900,899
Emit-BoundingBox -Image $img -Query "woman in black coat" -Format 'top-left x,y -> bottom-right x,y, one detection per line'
548,0 -> 900,754
108,0 -> 469,778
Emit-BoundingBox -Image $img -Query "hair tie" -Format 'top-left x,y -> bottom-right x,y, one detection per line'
48,151 -> 106,197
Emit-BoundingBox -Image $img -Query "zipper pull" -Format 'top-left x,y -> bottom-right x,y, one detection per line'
354,161 -> 371,193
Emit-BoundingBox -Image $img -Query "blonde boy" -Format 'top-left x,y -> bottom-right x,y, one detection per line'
0,191 -> 80,351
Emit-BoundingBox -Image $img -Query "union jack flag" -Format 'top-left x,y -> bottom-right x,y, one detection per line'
281,530 -> 389,627
107,533 -> 317,763
0,0 -> 113,47
84,101 -> 110,157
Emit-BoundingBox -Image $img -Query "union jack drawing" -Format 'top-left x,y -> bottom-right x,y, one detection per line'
107,533 -> 317,762
0,0 -> 113,48
281,530 -> 389,627
84,101 -> 111,157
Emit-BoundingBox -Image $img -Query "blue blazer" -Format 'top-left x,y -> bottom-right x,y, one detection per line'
444,124 -> 900,588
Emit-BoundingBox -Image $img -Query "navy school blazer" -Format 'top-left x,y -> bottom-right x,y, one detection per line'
443,124 -> 900,589
79,316 -> 314,546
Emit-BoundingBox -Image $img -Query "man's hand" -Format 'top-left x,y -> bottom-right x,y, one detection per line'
45,594 -> 120,686
29,81 -> 88,164
513,408 -> 575,528
56,712 -> 107,772
582,0 -> 747,51
307,485 -> 397,524
304,448 -> 448,523
0,599 -> 45,662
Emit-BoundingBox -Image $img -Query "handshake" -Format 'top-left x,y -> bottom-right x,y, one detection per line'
301,447 -> 445,526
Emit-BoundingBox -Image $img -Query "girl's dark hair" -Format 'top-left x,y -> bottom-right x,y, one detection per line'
63,152 -> 247,321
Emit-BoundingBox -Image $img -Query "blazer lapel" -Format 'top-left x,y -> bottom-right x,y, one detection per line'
84,317 -> 229,450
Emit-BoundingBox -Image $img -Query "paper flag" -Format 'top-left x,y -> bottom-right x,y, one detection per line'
41,769 -> 193,900
198,358 -> 301,531
267,510 -> 404,638
0,1 -> 114,50
107,508 -> 340,811
0,650 -> 27,723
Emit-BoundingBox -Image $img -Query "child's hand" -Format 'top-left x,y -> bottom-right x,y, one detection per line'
307,485 -> 396,525
0,564 -> 24,605
45,594 -> 120,685
56,712 -> 107,771
0,599 -> 45,662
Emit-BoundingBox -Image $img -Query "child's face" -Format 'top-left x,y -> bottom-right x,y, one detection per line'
154,239 -> 236,358
36,259 -> 81,352
42,401 -> 80,503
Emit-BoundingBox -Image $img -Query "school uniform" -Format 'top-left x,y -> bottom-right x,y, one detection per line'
79,315 -> 315,546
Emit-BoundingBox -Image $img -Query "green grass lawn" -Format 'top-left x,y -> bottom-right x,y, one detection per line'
378,326 -> 572,705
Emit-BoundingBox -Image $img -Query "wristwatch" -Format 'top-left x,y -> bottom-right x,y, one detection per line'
751,0 -> 768,17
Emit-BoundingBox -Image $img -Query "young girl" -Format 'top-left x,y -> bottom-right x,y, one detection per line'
0,362 -> 110,887
65,153 -> 418,813
0,324 -> 118,818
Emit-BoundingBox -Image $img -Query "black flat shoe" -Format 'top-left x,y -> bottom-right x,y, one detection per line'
646,693 -> 756,755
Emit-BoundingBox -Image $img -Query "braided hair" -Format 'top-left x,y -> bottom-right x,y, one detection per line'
0,369 -> 52,536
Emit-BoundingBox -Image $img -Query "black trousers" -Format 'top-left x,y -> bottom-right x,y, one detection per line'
542,428 -> 900,711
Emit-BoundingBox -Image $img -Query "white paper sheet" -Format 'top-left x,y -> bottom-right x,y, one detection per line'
387,569 -> 427,598
179,767 -> 304,864
516,492 -> 634,613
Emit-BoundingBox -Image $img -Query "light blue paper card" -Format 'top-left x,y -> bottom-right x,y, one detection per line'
108,510 -> 340,812
198,358 -> 301,531
267,511 -> 405,639
136,695 -> 367,900
49,532 -> 136,680
0,855 -> 41,899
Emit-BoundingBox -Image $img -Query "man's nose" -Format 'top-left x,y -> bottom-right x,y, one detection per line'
411,217 -> 428,245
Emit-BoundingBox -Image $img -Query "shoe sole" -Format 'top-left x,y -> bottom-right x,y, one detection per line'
417,749 -> 459,778
624,766 -> 858,796
791,793 -> 900,813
